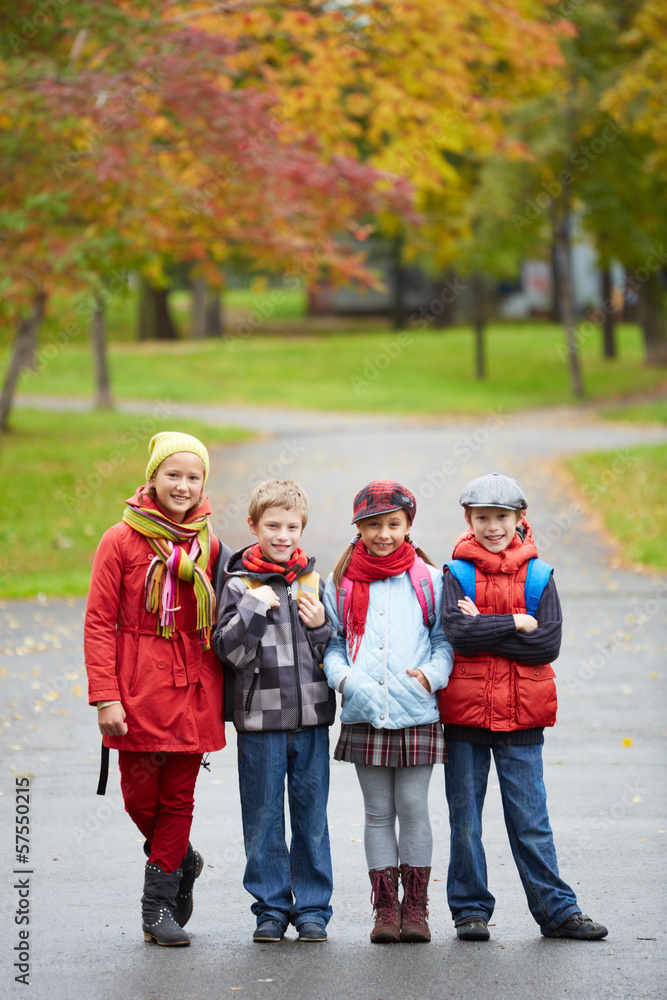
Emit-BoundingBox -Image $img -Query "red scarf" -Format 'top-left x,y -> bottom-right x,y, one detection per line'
345,540 -> 416,661
241,543 -> 309,583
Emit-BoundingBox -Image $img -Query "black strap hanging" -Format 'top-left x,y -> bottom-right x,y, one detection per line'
96,742 -> 110,795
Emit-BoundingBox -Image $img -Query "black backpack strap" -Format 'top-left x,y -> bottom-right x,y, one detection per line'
96,742 -> 110,796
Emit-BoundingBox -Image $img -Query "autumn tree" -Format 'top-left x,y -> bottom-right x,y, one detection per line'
0,1 -> 414,428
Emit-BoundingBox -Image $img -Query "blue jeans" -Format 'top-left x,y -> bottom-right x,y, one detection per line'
444,741 -> 580,933
237,727 -> 333,930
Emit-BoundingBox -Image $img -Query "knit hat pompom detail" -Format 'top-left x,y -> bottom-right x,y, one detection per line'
146,432 -> 210,484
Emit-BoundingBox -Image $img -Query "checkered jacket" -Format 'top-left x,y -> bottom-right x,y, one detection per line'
213,547 -> 336,732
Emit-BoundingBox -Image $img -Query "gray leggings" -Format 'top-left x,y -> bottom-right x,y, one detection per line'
354,763 -> 434,869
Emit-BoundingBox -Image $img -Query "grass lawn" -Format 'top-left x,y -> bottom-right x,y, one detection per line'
566,443 -> 667,572
599,399 -> 667,424
0,411 -> 252,599
8,321 -> 667,414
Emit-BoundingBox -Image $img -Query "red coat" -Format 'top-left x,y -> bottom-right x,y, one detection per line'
85,492 -> 225,753
438,526 -> 557,731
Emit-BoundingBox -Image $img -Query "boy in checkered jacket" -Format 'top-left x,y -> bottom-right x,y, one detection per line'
213,479 -> 335,944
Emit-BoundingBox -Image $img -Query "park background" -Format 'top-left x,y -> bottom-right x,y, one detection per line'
0,2 -> 666,999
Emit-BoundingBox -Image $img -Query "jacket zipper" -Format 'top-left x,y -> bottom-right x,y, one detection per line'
245,666 -> 260,717
286,585 -> 303,729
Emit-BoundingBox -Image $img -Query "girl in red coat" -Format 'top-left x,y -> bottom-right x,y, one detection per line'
85,432 -> 226,947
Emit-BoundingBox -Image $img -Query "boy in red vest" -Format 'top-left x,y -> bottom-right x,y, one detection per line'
439,473 -> 607,941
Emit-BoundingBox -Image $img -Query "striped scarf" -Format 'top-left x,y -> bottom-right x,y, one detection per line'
122,492 -> 216,648
241,543 -> 309,583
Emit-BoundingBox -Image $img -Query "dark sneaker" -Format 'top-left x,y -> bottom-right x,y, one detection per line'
456,917 -> 490,941
253,919 -> 285,942
298,922 -> 328,942
543,913 -> 608,940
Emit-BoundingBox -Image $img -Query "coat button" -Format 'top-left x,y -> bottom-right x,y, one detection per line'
379,644 -> 384,649
379,610 -> 384,615
459,667 -> 466,675
534,668 -> 540,676
379,714 -> 385,720
379,680 -> 384,686
157,659 -> 165,669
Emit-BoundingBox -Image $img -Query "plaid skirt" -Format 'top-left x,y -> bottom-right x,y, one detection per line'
334,721 -> 446,767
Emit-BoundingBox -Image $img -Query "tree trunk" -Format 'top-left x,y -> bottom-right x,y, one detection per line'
637,269 -> 667,366
206,287 -> 223,337
471,272 -> 486,380
136,279 -> 178,339
555,200 -> 584,397
0,294 -> 46,432
432,268 -> 458,329
192,275 -> 207,338
92,302 -> 113,409
138,276 -> 152,341
549,237 -> 562,324
391,233 -> 406,331
601,266 -> 617,359
152,287 -> 178,340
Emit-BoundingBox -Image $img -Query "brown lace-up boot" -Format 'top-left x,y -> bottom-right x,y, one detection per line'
399,864 -> 431,943
368,867 -> 401,943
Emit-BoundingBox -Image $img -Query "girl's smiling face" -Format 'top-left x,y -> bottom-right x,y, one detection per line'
357,509 -> 410,558
151,452 -> 205,522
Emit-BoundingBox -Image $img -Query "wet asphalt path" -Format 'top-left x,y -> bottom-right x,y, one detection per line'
1,402 -> 666,1000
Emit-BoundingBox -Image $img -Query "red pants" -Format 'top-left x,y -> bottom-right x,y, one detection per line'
118,751 -> 202,873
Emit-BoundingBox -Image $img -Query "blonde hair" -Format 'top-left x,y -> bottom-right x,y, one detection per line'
332,532 -> 435,589
248,479 -> 309,528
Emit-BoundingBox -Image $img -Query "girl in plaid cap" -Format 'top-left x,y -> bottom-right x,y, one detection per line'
323,480 -> 454,944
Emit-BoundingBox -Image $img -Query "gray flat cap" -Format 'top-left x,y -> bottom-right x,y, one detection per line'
459,473 -> 528,509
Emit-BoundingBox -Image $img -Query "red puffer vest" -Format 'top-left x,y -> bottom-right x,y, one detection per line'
438,522 -> 557,731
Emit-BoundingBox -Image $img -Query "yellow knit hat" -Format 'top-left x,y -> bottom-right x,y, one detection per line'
145,432 -> 210,484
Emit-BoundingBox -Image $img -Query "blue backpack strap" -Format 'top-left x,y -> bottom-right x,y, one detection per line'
445,559 -> 476,602
408,557 -> 436,628
523,558 -> 553,616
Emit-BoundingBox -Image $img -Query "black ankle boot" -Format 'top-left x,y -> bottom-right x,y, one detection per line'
141,863 -> 190,946
173,843 -> 204,928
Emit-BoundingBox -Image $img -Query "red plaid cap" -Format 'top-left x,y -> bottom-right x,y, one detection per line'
351,480 -> 417,525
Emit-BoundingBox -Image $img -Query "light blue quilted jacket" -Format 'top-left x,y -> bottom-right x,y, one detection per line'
322,567 -> 454,729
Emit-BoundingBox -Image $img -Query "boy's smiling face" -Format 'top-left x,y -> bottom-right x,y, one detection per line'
248,505 -> 304,563
466,506 -> 522,553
